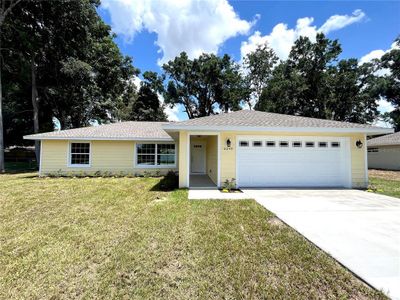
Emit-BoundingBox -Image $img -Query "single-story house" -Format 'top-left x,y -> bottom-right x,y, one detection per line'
368,131 -> 400,170
24,110 -> 393,189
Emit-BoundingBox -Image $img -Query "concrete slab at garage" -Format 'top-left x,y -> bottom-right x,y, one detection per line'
243,189 -> 400,299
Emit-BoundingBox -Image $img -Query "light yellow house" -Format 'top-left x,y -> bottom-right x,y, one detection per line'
24,110 -> 393,189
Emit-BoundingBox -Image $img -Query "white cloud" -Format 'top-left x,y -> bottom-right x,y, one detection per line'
241,10 -> 366,61
319,9 -> 366,34
359,42 -> 399,76
157,93 -> 181,121
359,49 -> 386,65
101,0 -> 254,64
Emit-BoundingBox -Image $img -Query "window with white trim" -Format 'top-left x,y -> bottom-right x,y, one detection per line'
266,141 -> 275,147
331,142 -> 340,148
136,143 -> 176,166
253,141 -> 262,147
239,141 -> 249,147
70,143 -> 90,166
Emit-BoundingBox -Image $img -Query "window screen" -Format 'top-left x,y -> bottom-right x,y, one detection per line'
137,144 -> 175,166
70,143 -> 90,165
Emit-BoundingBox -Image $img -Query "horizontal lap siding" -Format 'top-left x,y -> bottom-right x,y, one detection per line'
368,145 -> 400,170
206,135 -> 218,185
40,140 -> 178,176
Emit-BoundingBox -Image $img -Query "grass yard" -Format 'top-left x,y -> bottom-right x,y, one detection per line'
0,173 -> 386,299
369,169 -> 400,199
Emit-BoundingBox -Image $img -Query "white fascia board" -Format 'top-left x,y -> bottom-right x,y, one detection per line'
162,125 -> 394,135
23,136 -> 174,141
367,143 -> 400,147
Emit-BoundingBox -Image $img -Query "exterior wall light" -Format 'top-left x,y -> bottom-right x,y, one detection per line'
226,138 -> 232,148
356,140 -> 363,148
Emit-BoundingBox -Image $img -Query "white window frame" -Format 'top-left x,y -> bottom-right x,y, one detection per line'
68,141 -> 91,167
135,142 -> 177,168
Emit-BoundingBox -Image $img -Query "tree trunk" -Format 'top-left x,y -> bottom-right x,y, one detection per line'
0,27 -> 4,172
31,58 -> 40,166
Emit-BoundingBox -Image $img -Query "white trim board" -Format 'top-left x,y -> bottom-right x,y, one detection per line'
187,132 -> 220,188
24,136 -> 174,142
67,141 -> 92,168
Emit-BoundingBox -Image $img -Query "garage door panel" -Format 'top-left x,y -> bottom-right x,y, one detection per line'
237,136 -> 350,188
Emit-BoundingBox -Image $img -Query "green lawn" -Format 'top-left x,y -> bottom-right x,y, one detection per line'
0,173 -> 385,299
369,177 -> 400,198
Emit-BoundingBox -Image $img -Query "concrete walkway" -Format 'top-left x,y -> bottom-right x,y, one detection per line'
188,188 -> 250,200
243,189 -> 400,299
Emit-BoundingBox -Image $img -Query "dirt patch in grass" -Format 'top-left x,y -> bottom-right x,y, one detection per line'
0,173 -> 387,299
369,169 -> 400,181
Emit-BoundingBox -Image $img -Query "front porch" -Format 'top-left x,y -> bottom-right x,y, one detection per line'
188,134 -> 219,188
189,174 -> 216,188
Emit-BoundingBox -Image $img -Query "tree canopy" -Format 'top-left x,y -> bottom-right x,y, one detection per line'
163,52 -> 250,118
255,33 -> 381,124
379,37 -> 400,130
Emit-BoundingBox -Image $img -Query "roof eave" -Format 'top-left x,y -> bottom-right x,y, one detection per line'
162,125 -> 394,135
367,143 -> 400,147
23,136 -> 174,141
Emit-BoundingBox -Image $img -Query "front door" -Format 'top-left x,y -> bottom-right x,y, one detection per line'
191,142 -> 206,174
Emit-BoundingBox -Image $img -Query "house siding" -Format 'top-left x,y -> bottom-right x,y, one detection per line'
40,140 -> 178,176
206,135 -> 218,185
368,145 -> 400,170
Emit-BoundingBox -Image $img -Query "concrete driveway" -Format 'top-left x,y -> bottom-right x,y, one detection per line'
243,189 -> 400,299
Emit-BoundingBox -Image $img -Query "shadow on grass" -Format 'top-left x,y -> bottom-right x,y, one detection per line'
150,173 -> 179,192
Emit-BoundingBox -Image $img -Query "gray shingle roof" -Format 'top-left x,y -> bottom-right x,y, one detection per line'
368,131 -> 400,147
163,110 -> 390,132
24,121 -> 173,140
24,110 -> 393,141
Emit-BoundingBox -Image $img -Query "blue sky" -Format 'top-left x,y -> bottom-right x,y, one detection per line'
98,0 -> 400,121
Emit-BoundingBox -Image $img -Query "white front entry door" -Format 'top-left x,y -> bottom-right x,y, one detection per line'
237,136 -> 351,188
191,142 -> 206,174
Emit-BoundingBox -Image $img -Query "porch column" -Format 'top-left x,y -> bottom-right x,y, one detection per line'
179,131 -> 189,188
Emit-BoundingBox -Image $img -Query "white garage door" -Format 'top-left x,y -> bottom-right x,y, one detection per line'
237,136 -> 351,188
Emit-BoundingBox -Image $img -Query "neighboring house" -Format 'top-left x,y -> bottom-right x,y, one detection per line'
368,131 -> 400,170
24,110 -> 393,189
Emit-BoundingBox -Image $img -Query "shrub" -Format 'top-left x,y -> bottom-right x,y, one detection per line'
222,178 -> 236,192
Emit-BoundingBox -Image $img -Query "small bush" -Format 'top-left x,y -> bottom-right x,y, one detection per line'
222,178 -> 236,192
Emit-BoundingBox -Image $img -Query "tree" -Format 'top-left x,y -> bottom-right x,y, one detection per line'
0,0 -> 22,172
130,71 -> 167,121
380,37 -> 400,130
326,59 -> 380,123
257,33 -> 380,123
163,52 -> 249,118
243,43 -> 278,108
3,0 -> 138,145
